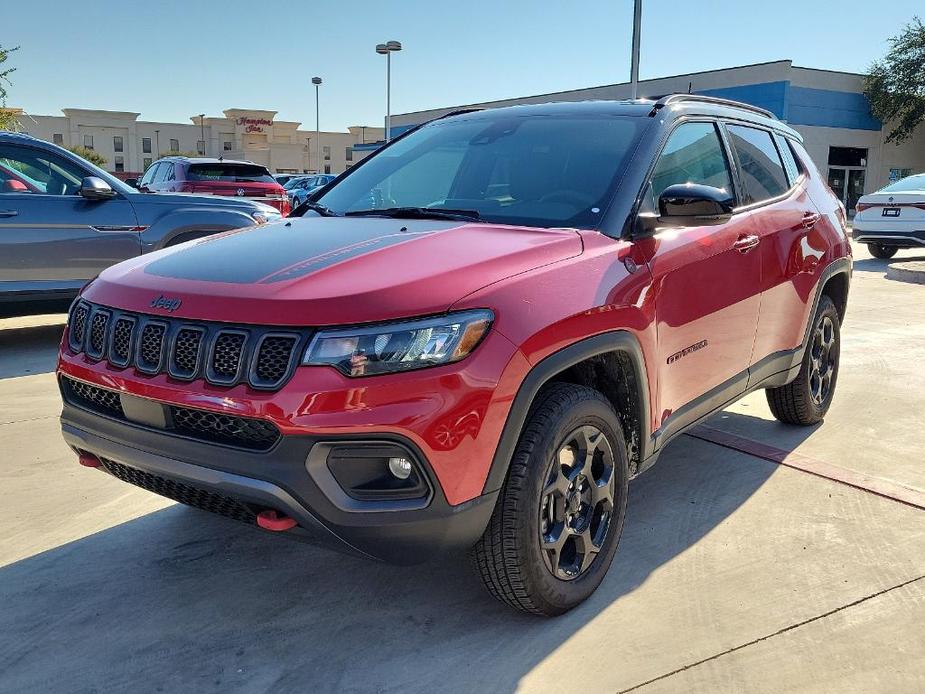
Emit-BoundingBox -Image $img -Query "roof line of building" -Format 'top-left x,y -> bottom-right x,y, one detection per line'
394,59 -> 796,118
791,64 -> 867,78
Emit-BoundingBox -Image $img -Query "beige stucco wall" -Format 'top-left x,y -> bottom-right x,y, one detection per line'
16,107 -> 382,176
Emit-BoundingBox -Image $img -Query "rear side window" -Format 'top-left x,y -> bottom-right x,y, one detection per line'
649,122 -> 733,206
774,134 -> 802,186
726,125 -> 788,204
187,163 -> 275,183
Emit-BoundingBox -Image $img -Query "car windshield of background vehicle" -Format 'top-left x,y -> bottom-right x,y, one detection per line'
725,124 -> 789,204
186,163 -> 276,183
316,114 -> 647,229
880,174 -> 925,193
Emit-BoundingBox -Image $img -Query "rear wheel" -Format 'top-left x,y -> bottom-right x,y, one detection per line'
471,383 -> 629,616
868,243 -> 898,259
766,294 -> 840,425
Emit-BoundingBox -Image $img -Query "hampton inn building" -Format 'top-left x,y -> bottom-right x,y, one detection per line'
14,107 -> 383,179
387,60 -> 925,212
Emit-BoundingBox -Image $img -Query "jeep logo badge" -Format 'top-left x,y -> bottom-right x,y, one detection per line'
150,295 -> 182,312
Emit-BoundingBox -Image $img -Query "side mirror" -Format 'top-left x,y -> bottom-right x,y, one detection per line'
79,176 -> 116,200
124,178 -> 139,189
638,183 -> 734,234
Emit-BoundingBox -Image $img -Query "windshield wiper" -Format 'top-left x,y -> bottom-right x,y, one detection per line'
294,200 -> 339,217
345,206 -> 481,222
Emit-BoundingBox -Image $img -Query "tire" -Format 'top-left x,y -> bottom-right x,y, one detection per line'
471,382 -> 629,616
868,243 -> 897,259
766,294 -> 841,425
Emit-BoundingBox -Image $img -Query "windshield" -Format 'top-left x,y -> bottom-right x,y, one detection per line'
880,174 -> 925,193
187,163 -> 275,183
316,113 -> 647,229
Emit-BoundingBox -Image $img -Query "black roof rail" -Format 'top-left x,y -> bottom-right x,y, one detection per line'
649,94 -> 776,119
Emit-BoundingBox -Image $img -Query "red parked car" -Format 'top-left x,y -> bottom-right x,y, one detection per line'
58,96 -> 850,615
136,157 -> 291,216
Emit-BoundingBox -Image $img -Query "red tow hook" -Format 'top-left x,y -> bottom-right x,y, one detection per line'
78,452 -> 102,468
256,510 -> 298,532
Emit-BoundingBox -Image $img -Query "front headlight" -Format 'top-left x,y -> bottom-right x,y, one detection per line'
302,310 -> 493,377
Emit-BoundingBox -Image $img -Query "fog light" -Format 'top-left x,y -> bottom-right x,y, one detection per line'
388,456 -> 413,480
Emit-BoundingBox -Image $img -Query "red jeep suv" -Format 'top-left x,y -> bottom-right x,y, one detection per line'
137,156 -> 291,216
58,96 -> 851,615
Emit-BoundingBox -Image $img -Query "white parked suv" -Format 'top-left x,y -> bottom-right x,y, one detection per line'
852,173 -> 925,258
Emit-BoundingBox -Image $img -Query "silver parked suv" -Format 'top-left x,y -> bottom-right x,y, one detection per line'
0,133 -> 282,315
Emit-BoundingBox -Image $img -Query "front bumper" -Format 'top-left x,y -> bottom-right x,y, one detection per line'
61,399 -> 498,564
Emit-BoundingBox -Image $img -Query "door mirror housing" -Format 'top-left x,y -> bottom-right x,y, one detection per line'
79,176 -> 116,200
637,183 -> 734,235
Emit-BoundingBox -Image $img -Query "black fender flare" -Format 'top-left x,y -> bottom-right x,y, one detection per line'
481,330 -> 651,495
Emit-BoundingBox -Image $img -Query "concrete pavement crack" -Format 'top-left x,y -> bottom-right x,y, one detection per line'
616,574 -> 925,693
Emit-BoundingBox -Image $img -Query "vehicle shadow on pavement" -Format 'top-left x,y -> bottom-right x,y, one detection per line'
0,438 -> 777,694
0,320 -> 65,380
853,254 -> 925,275
707,409 -> 822,457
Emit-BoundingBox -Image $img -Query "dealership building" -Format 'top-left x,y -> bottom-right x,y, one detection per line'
387,60 -> 925,211
12,107 -> 383,179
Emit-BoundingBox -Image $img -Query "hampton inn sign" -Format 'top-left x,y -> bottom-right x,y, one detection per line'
236,116 -> 273,133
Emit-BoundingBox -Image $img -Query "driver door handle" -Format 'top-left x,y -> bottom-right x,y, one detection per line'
0,210 -> 18,218
733,234 -> 760,253
802,212 -> 821,228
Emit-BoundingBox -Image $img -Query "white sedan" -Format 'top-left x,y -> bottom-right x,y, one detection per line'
853,173 -> 925,258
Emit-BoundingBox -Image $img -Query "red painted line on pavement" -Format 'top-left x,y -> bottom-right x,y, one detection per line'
688,425 -> 925,511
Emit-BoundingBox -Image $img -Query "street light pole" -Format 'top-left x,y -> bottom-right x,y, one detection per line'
376,40 -> 402,142
199,113 -> 206,155
154,129 -> 160,158
630,0 -> 642,99
312,76 -> 322,173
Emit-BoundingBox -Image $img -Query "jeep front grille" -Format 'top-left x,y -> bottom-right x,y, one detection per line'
60,375 -> 281,451
66,300 -> 309,391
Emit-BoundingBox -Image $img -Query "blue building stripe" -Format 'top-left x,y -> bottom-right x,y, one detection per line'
786,86 -> 880,130
695,81 -> 789,120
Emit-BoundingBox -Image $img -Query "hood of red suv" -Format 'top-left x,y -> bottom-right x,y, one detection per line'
82,216 -> 582,325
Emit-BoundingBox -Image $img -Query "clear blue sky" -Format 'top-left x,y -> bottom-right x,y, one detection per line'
3,1 -> 922,131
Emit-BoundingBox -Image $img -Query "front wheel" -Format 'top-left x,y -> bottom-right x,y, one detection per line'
766,294 -> 841,425
471,383 -> 629,616
868,243 -> 898,259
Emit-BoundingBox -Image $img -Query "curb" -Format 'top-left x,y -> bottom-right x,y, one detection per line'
886,262 -> 925,285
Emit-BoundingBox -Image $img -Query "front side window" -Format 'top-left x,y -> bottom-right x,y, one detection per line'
726,124 -> 788,204
649,121 -> 733,208
153,163 -> 171,184
0,144 -> 87,195
142,137 -> 152,154
316,113 -> 647,229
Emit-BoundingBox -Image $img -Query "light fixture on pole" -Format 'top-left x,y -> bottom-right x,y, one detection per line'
312,76 -> 322,173
198,113 -> 206,155
630,0 -> 642,99
375,40 -> 402,141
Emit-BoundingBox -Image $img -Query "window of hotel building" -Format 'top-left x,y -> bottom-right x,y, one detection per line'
53,133 -> 64,145
345,147 -> 353,162
169,139 -> 179,152
113,136 -> 123,152
223,141 -> 233,151
323,146 -> 331,160
114,156 -> 124,172
143,157 -> 153,170
142,137 -> 152,154
324,164 -> 331,174
83,135 -> 94,149
197,140 -> 205,155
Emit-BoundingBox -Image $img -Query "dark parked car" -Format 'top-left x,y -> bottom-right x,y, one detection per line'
0,133 -> 282,315
59,96 -> 850,615
138,157 -> 291,216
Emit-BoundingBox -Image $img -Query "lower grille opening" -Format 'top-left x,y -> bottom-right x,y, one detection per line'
60,376 -> 281,451
100,459 -> 257,524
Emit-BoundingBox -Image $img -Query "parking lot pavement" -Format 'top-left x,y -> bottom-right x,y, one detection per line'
1,244 -> 923,693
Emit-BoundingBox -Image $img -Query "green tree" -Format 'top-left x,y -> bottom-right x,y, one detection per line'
0,44 -> 20,131
66,145 -> 107,168
864,16 -> 925,144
